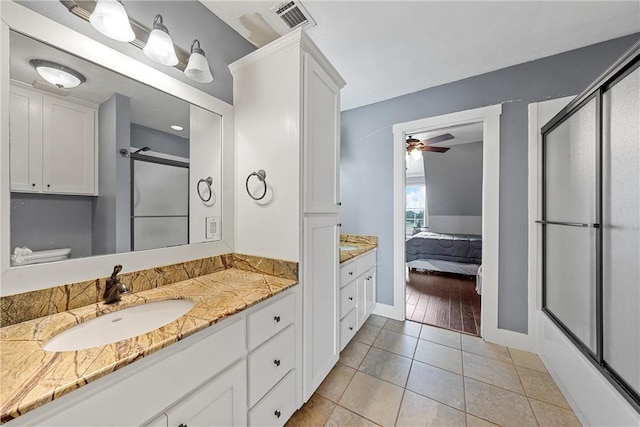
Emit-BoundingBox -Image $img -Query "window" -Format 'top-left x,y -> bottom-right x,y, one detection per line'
406,185 -> 426,236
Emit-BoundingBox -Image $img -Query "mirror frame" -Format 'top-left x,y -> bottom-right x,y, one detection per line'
0,1 -> 235,296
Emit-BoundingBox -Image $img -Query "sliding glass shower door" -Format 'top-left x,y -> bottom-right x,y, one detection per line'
541,47 -> 639,410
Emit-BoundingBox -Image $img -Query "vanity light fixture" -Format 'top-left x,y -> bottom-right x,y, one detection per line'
29,59 -> 86,89
143,14 -> 179,66
184,39 -> 213,83
89,0 -> 135,42
170,125 -> 184,131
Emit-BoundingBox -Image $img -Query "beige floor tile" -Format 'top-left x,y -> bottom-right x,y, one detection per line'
406,360 -> 465,410
461,335 -> 512,362
358,347 -> 412,387
419,324 -> 462,349
340,340 -> 371,369
339,371 -> 404,427
354,324 -> 382,345
414,339 -> 463,374
383,319 -> 422,337
324,405 -> 380,427
464,377 -> 537,427
316,362 -> 356,402
285,393 -> 336,427
517,365 -> 570,409
396,390 -> 466,427
530,398 -> 582,426
365,314 -> 388,328
466,414 -> 500,427
373,329 -> 418,358
509,348 -> 547,372
462,351 -> 524,394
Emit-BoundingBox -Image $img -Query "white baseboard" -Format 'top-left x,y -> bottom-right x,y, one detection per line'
537,312 -> 639,427
372,302 -> 402,320
483,326 -> 530,351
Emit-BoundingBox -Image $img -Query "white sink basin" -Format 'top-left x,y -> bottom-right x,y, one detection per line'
43,299 -> 194,352
339,245 -> 358,251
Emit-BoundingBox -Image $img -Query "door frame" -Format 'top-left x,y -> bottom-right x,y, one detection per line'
388,104 -> 529,348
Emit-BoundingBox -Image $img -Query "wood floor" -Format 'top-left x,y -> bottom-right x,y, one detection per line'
406,269 -> 481,336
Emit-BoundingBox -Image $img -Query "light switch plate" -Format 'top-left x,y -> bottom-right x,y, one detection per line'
205,216 -> 221,240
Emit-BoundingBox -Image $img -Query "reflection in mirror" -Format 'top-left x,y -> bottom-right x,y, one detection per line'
8,30 -> 219,266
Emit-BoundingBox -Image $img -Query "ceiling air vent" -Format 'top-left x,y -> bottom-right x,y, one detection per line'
272,1 -> 316,31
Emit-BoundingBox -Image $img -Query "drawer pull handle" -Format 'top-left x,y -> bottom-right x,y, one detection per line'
274,359 -> 281,367
178,424 -> 187,427
275,410 -> 281,418
348,326 -> 353,331
348,297 -> 353,301
348,272 -> 353,276
274,315 -> 281,323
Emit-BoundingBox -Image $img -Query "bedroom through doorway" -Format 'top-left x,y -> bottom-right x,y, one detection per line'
404,123 -> 483,336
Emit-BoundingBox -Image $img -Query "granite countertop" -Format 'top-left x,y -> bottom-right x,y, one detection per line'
340,234 -> 378,264
0,268 -> 297,423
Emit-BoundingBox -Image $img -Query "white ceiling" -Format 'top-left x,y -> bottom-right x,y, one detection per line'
202,0 -> 640,111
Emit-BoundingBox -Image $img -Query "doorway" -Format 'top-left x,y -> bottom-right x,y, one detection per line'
391,104 -> 505,343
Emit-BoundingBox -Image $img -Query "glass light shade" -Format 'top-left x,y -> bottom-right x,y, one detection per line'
30,60 -> 86,89
143,16 -> 178,66
411,148 -> 422,160
185,51 -> 213,83
89,0 -> 135,42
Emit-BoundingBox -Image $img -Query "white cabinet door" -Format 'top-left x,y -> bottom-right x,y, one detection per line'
42,95 -> 96,195
9,85 -> 43,192
357,274 -> 366,329
364,267 -> 377,321
165,360 -> 247,427
302,215 -> 339,400
303,53 -> 340,214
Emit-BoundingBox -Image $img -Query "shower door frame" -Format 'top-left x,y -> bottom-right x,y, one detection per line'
540,41 -> 640,412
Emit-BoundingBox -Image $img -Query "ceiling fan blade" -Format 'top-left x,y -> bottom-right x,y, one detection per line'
421,133 -> 454,145
420,146 -> 450,153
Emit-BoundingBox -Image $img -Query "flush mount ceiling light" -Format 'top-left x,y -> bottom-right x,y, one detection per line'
29,59 -> 86,89
89,0 -> 135,42
143,14 -> 179,66
170,125 -> 184,131
184,39 -> 213,83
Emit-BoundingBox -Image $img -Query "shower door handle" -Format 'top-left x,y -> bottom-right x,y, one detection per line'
535,220 -> 600,228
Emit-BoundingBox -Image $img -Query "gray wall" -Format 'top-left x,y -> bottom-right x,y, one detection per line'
93,94 -> 131,256
10,193 -> 93,257
340,33 -> 640,334
16,1 -> 256,105
424,142 -> 483,216
131,124 -> 190,158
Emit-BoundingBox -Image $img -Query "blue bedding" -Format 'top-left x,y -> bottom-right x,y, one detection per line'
406,231 -> 482,264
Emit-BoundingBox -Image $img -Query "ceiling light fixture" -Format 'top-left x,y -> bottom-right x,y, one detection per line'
143,14 -> 179,66
89,0 -> 135,42
170,125 -> 184,131
184,39 -> 213,83
29,59 -> 86,89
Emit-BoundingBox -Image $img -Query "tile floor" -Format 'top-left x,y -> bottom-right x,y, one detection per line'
287,315 -> 581,427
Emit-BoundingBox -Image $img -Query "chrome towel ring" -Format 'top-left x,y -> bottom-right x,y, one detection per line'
246,170 -> 267,201
197,176 -> 213,202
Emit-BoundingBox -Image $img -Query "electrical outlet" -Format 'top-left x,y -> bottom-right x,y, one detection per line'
205,216 -> 221,240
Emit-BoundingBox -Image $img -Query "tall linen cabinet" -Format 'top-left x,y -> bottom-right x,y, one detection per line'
230,29 -> 346,405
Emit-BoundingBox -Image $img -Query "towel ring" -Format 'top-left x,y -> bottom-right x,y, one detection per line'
197,177 -> 213,202
246,170 -> 267,201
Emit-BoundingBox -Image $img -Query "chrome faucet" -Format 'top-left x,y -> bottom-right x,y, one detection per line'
103,264 -> 129,304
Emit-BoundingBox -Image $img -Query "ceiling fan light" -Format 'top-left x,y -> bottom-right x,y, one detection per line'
30,59 -> 86,89
184,40 -> 213,83
89,0 -> 135,42
410,148 -> 422,160
143,15 -> 179,66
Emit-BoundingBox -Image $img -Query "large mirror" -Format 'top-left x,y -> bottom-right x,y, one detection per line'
7,29 -> 223,266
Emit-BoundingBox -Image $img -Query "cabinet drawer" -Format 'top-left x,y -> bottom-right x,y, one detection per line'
340,262 -> 357,286
356,250 -> 376,276
248,292 -> 295,350
340,308 -> 357,351
249,370 -> 296,427
248,325 -> 296,407
340,280 -> 356,319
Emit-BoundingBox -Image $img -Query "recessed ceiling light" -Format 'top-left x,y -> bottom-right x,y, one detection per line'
170,125 -> 184,131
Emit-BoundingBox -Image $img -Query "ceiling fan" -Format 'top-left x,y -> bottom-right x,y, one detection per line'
406,133 -> 454,154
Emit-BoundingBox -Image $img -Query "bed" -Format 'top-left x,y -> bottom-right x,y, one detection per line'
406,231 -> 483,291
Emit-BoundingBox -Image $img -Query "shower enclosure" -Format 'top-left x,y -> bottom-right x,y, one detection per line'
539,41 -> 640,411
